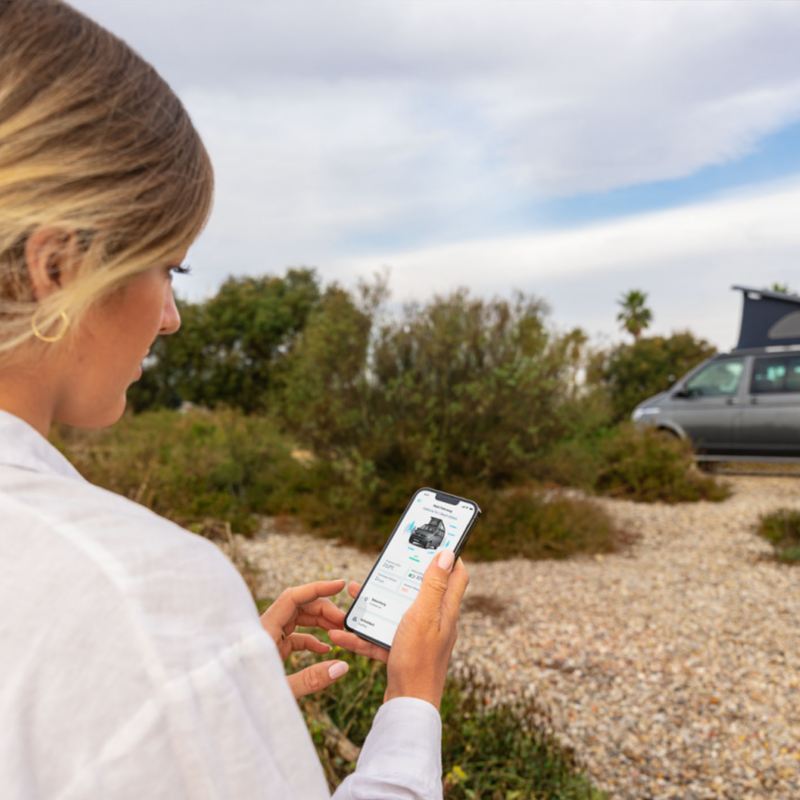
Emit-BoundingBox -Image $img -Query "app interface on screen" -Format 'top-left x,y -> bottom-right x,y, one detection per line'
348,490 -> 476,646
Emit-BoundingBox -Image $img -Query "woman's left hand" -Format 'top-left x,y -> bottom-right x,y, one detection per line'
260,579 -> 387,698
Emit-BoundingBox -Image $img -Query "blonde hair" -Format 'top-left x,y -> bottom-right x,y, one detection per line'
0,0 -> 213,357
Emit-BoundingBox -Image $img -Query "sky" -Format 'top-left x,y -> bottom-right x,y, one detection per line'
72,0 -> 800,351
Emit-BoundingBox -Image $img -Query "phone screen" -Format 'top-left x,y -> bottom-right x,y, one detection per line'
345,488 -> 479,649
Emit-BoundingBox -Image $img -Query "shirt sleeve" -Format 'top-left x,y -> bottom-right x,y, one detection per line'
332,698 -> 443,800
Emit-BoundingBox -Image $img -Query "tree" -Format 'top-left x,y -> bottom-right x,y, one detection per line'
616,289 -> 652,341
281,284 -> 373,453
591,331 -> 716,421
128,269 -> 322,413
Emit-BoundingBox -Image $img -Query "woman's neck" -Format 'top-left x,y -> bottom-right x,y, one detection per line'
0,371 -> 57,438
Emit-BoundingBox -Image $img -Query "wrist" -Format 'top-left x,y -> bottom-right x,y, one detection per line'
384,684 -> 443,709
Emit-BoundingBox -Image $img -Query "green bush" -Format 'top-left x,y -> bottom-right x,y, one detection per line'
53,408 -> 308,533
592,424 -> 729,503
282,284 -> 595,488
535,436 -> 606,492
298,649 -> 605,800
757,510 -> 800,564
466,487 -> 623,561
278,470 -> 626,562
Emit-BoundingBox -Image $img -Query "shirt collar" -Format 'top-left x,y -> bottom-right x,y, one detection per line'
0,409 -> 85,481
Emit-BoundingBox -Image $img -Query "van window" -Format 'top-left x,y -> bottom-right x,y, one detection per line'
685,358 -> 744,397
751,355 -> 800,394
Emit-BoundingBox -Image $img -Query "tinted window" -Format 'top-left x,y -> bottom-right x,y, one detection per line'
685,358 -> 744,397
751,355 -> 800,394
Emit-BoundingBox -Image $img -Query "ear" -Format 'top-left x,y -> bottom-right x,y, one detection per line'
24,228 -> 78,301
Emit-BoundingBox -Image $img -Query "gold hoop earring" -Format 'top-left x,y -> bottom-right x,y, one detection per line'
31,309 -> 70,343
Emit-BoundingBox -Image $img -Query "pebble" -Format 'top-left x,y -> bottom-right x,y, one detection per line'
230,476 -> 800,800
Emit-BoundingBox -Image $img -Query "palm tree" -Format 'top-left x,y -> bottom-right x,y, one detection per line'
616,289 -> 652,341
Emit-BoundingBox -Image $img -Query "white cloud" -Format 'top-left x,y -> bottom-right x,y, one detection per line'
326,178 -> 800,352
64,0 -> 800,351
71,0 -> 800,196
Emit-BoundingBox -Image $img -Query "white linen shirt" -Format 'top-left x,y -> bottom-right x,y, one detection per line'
0,410 -> 443,799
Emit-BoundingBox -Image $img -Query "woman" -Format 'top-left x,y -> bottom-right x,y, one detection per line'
0,2 -> 468,798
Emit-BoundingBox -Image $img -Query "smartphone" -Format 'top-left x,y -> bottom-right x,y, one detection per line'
344,487 -> 481,650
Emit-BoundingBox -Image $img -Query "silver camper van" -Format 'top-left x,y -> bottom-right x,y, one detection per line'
632,286 -> 800,461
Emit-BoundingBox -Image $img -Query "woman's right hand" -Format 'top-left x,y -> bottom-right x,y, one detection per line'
384,549 -> 469,709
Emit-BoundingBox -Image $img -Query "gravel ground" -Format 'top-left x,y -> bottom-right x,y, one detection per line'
233,476 -> 800,800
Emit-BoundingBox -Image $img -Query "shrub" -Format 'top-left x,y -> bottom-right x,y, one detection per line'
466,487 -> 624,561
53,407 -> 630,562
757,510 -> 800,564
535,436 -> 606,492
282,283 -> 595,488
54,408 -> 717,559
592,424 -> 729,503
282,470 -> 627,562
297,649 -> 606,799
53,408 -> 307,533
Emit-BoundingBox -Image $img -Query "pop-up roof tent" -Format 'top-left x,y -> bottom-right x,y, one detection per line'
732,285 -> 800,351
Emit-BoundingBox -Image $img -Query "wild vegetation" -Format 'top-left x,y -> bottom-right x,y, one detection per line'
56,408 -> 628,560
296,646 -> 606,800
60,269 -> 728,559
756,509 -> 800,564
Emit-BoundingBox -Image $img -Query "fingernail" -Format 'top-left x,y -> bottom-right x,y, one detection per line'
328,661 -> 349,680
437,549 -> 455,570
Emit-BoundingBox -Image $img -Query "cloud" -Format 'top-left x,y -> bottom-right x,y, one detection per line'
65,0 -> 800,352
326,177 -> 800,351
72,1 -> 800,196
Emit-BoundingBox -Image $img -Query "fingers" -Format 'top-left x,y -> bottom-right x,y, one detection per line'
287,660 -> 350,699
328,629 -> 389,664
269,580 -> 346,624
413,548 -> 456,617
295,598 -> 346,631
440,558 -> 469,624
288,632 -> 332,655
287,579 -> 347,605
348,581 -> 361,600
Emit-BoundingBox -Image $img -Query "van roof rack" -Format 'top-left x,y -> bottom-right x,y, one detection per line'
731,285 -> 800,351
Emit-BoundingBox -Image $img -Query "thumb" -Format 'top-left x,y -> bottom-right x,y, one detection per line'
414,548 -> 455,615
287,660 -> 350,699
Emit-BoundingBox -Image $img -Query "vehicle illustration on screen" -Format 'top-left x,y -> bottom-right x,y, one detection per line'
409,517 -> 446,550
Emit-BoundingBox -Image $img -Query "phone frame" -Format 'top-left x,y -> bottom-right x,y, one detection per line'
343,486 -> 482,650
